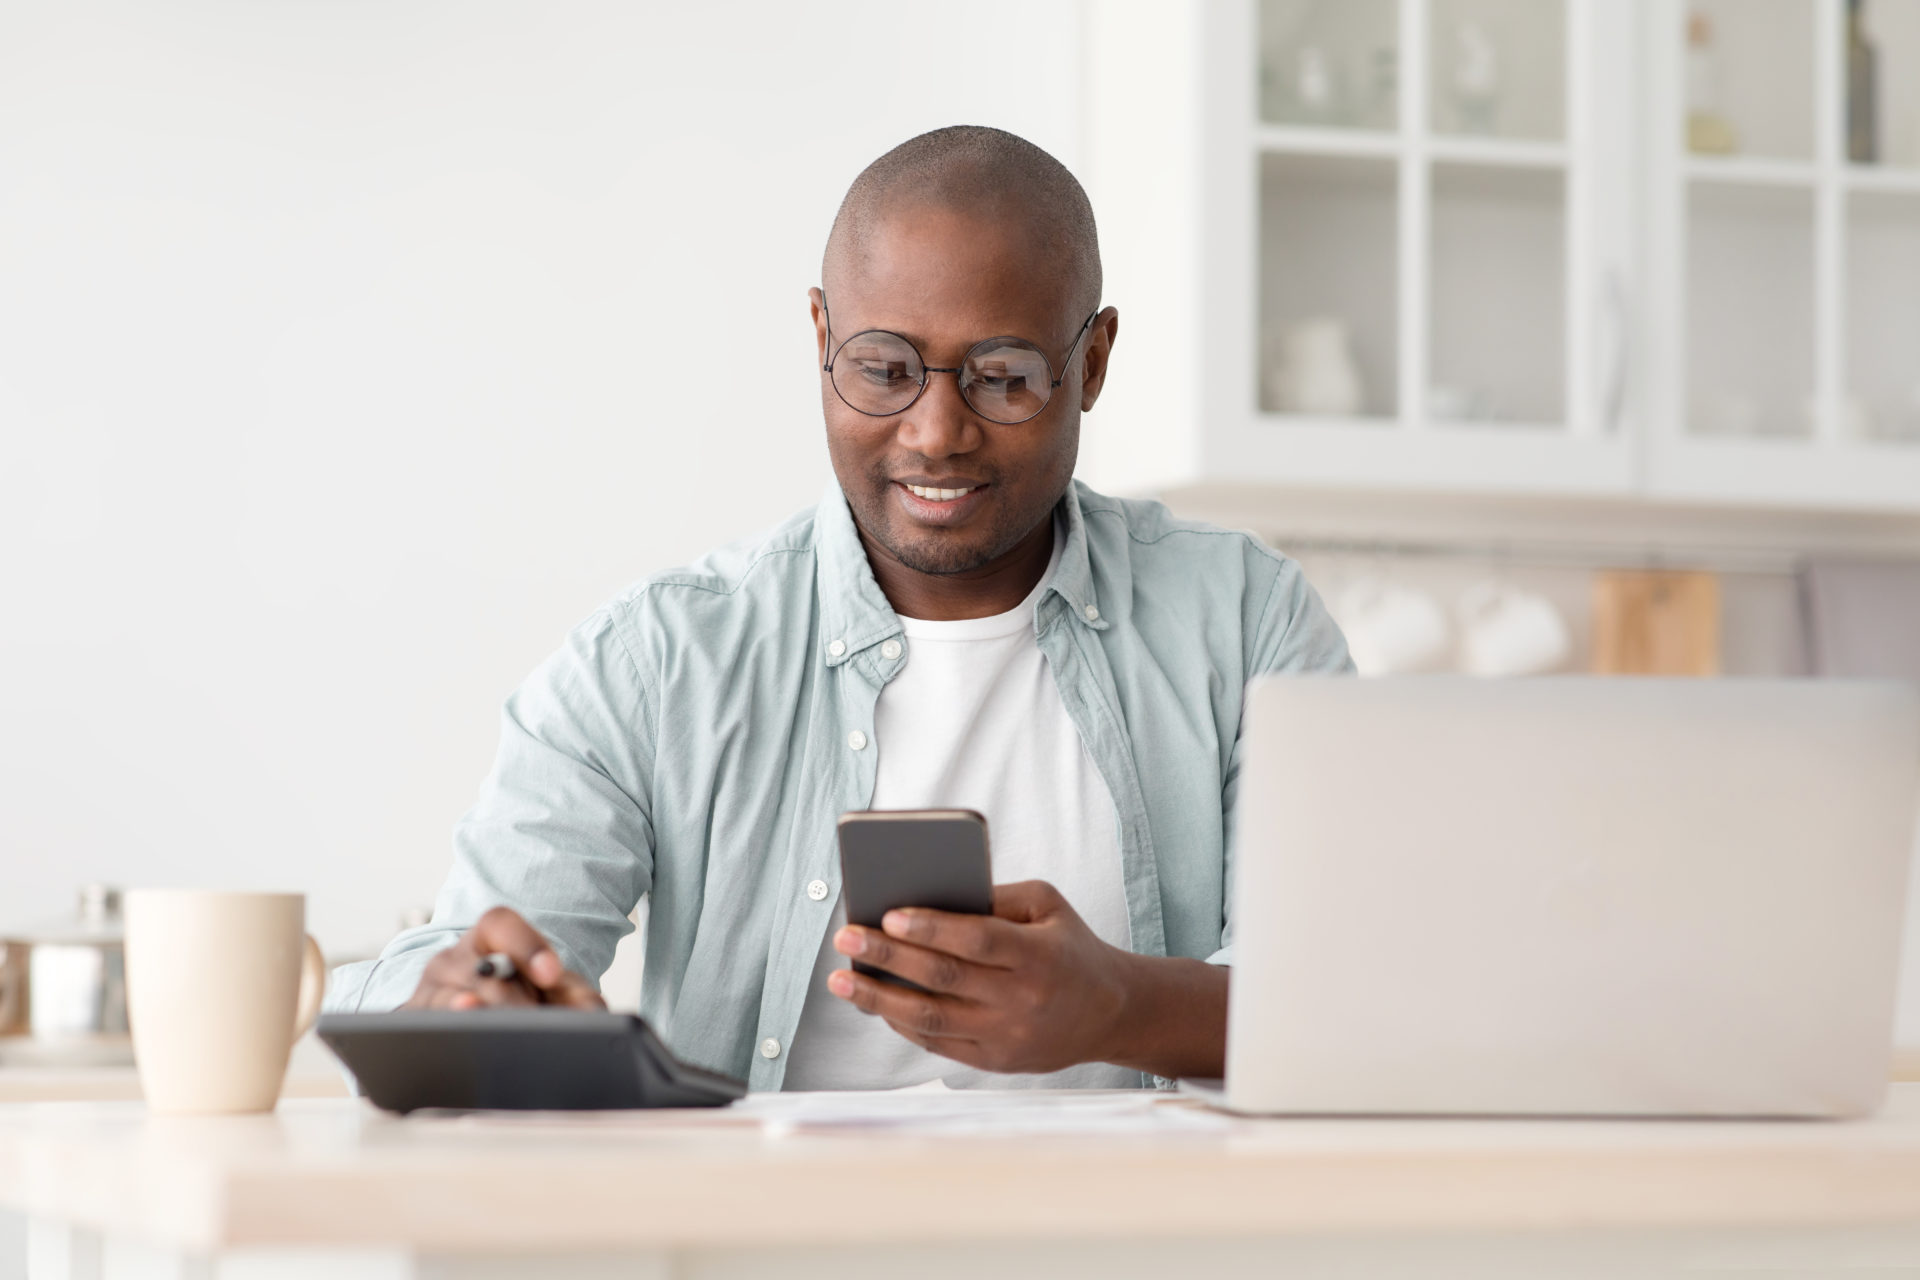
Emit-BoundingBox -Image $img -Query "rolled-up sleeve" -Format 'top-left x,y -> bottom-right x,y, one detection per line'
324,606 -> 658,1013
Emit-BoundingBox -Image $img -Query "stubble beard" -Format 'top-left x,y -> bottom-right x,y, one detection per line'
855,464 -> 1055,577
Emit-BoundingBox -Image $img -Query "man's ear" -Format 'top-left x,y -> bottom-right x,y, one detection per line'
809,287 -> 830,368
1079,307 -> 1120,412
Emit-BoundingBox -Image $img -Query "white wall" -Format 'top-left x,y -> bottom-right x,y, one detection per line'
1075,0 -> 1206,495
0,0 -> 1085,958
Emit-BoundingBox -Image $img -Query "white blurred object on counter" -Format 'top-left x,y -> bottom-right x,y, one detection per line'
1457,580 -> 1573,676
0,884 -> 131,1067
1335,577 -> 1451,675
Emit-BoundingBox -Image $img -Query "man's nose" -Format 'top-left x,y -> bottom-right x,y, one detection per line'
895,368 -> 983,460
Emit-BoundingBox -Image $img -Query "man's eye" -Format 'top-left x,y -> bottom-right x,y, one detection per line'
974,375 -> 1027,394
857,361 -> 913,386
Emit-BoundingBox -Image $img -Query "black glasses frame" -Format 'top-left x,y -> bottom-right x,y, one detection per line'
820,294 -> 1100,426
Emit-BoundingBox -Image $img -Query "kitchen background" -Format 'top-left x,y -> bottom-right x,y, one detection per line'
4,1 -> 1920,1044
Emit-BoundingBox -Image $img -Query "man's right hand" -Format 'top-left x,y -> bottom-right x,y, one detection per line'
401,906 -> 607,1011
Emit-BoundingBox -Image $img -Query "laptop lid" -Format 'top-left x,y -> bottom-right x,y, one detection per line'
1225,677 -> 1919,1117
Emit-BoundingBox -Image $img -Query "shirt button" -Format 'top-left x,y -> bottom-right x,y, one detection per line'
848,729 -> 868,751
827,639 -> 846,658
1084,603 -> 1101,621
880,639 -> 902,661
760,1037 -> 782,1059
806,879 -> 829,902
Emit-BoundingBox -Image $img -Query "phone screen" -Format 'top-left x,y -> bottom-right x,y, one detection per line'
836,809 -> 993,988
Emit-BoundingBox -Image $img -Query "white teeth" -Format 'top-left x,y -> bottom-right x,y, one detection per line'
907,484 -> 974,501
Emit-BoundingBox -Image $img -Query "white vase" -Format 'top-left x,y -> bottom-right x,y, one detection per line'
1268,319 -> 1363,416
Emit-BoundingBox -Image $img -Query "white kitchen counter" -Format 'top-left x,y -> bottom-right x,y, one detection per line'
5,1086 -> 1920,1278
0,1035 -> 348,1106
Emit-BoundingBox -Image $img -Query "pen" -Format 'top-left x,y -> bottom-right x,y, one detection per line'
475,952 -> 518,981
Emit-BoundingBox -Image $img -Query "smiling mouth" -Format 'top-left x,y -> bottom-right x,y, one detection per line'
898,482 -> 983,502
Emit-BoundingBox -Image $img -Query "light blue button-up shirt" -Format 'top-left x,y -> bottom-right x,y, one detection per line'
324,480 -> 1353,1090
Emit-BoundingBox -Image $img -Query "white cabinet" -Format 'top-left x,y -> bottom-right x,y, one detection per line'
1201,0 -> 1638,495
1644,0 -> 1920,509
1082,0 -> 1920,512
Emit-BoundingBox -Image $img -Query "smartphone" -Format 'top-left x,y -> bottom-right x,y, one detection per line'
836,809 -> 993,989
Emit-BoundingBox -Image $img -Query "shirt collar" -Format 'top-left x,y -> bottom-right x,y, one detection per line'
813,483 -> 904,668
811,480 -> 1108,668
1041,479 -> 1109,632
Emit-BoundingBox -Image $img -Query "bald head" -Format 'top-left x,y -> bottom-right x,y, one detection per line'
822,125 -> 1101,318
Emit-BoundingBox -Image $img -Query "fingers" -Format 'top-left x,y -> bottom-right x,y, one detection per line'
450,974 -> 540,1010
868,882 -> 1068,961
538,966 -> 608,1010
405,945 -> 491,1010
403,908 -> 606,1011
825,968 -> 975,1039
880,1018 -> 990,1067
874,907 -> 1021,967
433,966 -> 600,1011
833,926 -> 981,996
468,907 -> 568,990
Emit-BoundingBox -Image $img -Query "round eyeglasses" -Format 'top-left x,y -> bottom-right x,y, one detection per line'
821,298 -> 1099,426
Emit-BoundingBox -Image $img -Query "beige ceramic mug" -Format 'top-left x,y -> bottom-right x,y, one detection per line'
124,890 -> 325,1114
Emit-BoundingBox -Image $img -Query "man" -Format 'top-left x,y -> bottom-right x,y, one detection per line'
325,125 -> 1352,1091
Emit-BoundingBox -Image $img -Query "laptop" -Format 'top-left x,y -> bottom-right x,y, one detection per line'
1184,677 -> 1920,1118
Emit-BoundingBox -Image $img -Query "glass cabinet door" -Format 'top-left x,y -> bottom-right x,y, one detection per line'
1654,0 -> 1920,501
1258,0 -> 1400,131
1846,1 -> 1920,444
1253,0 -> 1614,448
1848,187 -> 1920,443
1428,0 -> 1567,142
1258,152 -> 1400,419
1677,0 -> 1822,441
1428,163 -> 1567,428
1687,181 -> 1818,440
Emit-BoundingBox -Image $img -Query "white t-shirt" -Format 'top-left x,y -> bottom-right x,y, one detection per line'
781,531 -> 1138,1090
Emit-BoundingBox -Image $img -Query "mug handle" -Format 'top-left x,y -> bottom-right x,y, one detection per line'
291,933 -> 326,1041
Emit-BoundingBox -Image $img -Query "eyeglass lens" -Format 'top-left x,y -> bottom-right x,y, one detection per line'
831,331 -> 1057,425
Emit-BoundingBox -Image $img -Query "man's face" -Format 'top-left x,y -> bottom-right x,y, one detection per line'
812,204 -> 1111,577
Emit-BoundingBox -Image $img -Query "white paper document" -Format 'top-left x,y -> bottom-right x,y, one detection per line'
430,1085 -> 1232,1139
734,1085 -> 1232,1137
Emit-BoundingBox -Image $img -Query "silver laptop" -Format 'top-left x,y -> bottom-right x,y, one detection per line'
1187,677 -> 1919,1118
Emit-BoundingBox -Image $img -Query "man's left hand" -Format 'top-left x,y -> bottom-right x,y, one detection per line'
825,879 -> 1135,1075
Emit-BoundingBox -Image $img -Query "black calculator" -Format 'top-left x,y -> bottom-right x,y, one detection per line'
317,1009 -> 746,1113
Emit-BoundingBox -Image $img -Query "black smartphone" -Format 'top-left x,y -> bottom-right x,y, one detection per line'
836,808 -> 994,989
